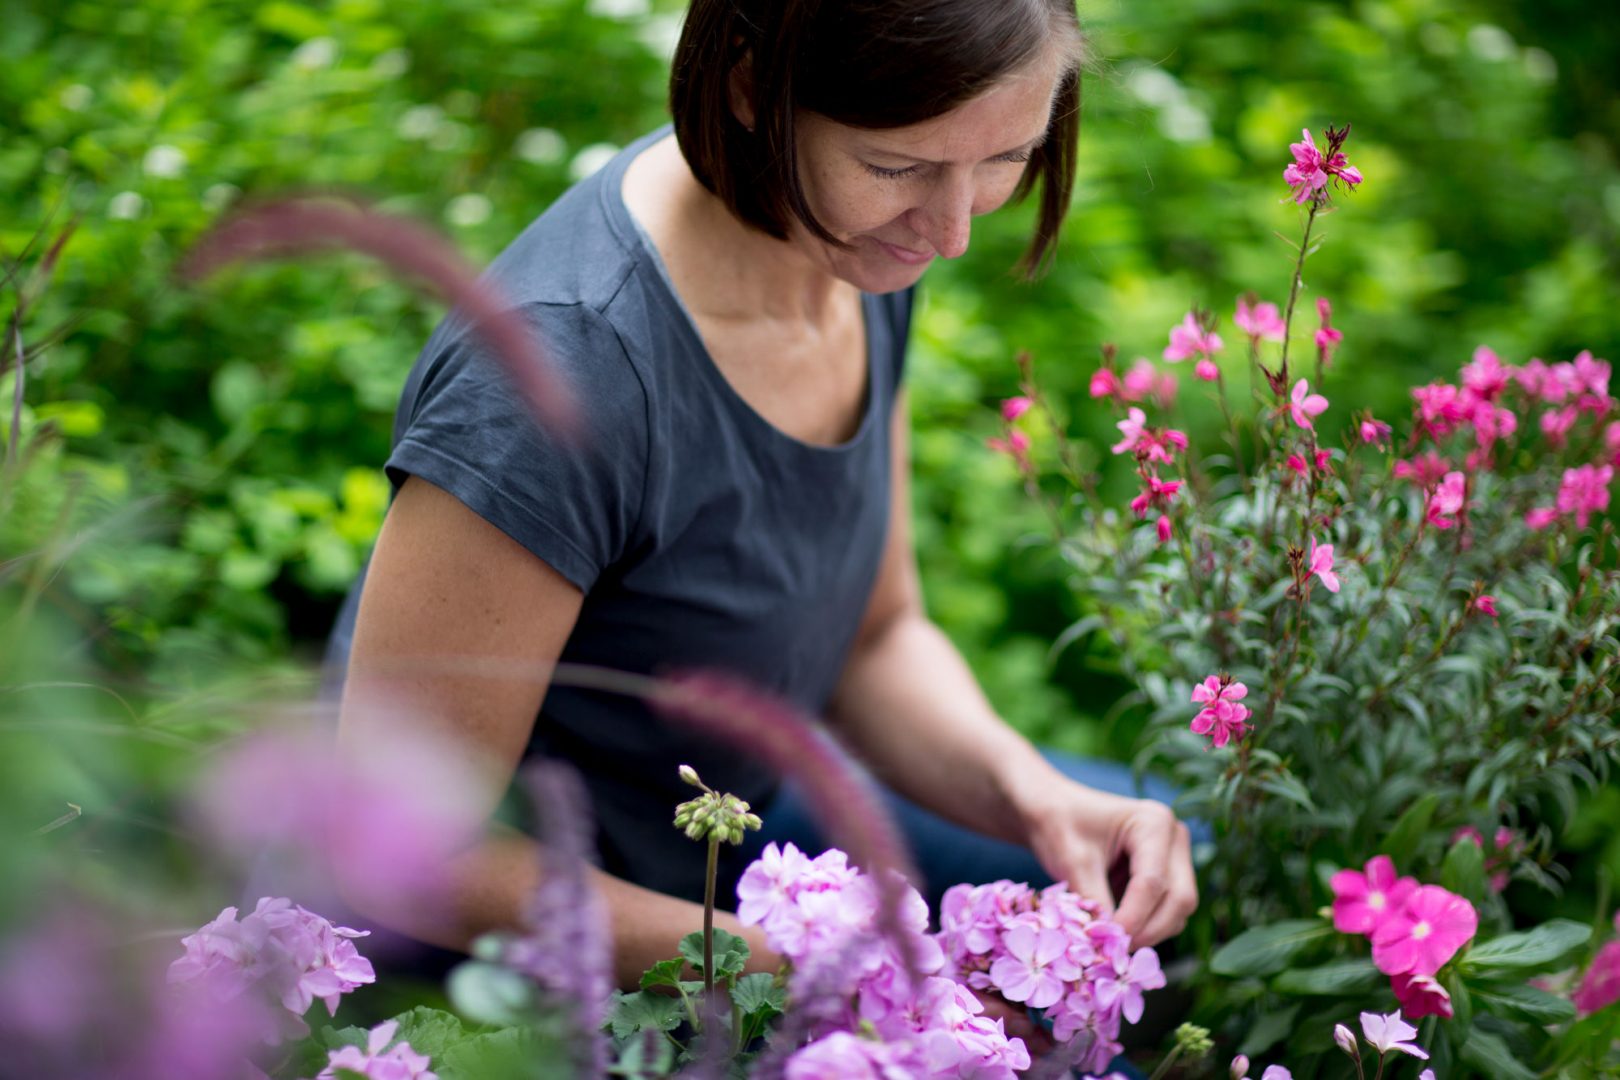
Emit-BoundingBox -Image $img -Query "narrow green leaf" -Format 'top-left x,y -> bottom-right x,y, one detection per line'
1469,981 -> 1577,1025
1210,920 -> 1334,978
1380,793 -> 1440,866
1457,1026 -> 1537,1080
1440,836 -> 1487,906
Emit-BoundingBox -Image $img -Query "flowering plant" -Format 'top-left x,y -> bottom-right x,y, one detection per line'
991,124 -> 1620,1075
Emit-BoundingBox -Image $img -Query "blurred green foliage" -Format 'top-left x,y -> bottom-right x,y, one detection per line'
1,0 -> 1616,753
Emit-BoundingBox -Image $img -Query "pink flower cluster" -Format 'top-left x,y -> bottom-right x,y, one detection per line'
167,897 -> 375,1043
1283,127 -> 1364,206
740,844 -> 1031,1079
1091,358 -> 1178,409
938,880 -> 1164,1075
316,1019 -> 437,1080
1189,674 -> 1251,750
1572,911 -> 1620,1017
1330,856 -> 1478,1019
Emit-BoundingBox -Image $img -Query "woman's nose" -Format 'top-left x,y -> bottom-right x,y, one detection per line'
909,175 -> 976,260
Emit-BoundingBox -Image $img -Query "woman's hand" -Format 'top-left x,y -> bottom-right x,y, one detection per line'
1010,774 -> 1198,948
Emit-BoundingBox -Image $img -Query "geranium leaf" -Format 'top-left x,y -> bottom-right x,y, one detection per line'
606,990 -> 684,1039
639,958 -> 686,992
679,929 -> 749,980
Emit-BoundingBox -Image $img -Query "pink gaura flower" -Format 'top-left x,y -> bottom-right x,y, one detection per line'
1557,464 -> 1613,528
1571,349 -> 1611,407
1472,594 -> 1498,618
1370,885 -> 1478,977
1000,396 -> 1033,422
1155,515 -> 1173,544
1286,453 -> 1308,476
317,1019 -> 437,1080
1130,475 -> 1182,519
1393,451 -> 1451,490
1390,973 -> 1453,1021
1163,312 -> 1223,363
1190,676 -> 1251,750
1359,1010 -> 1429,1060
988,926 -> 1079,1009
1360,417 -> 1392,447
1412,382 -> 1469,439
1090,367 -> 1122,399
1283,128 -> 1363,205
1424,471 -> 1467,530
1540,405 -> 1579,447
1514,357 -> 1552,400
1309,541 -> 1340,594
1289,379 -> 1329,430
1461,346 -> 1511,401
1121,357 -> 1175,407
1572,939 -> 1620,1016
1605,421 -> 1620,466
1194,358 -> 1220,382
986,429 -> 1032,467
1314,298 -> 1343,364
1112,408 -> 1148,455
1234,297 -> 1285,343
1330,856 -> 1419,937
1525,506 -> 1560,530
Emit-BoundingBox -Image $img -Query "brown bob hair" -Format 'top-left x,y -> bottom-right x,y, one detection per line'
669,0 -> 1088,279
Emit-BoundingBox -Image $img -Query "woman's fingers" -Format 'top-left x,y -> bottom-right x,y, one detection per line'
1110,802 -> 1182,946
1134,819 -> 1198,947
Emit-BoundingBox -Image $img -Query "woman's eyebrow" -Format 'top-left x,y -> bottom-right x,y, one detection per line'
865,130 -> 1049,165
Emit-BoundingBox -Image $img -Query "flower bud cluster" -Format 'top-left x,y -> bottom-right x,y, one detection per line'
672,765 -> 762,845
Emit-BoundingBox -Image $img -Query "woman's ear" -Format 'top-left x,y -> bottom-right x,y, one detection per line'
727,51 -> 756,132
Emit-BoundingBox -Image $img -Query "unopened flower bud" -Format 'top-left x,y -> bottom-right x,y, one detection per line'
678,764 -> 702,788
1174,1023 -> 1213,1057
1230,1054 -> 1250,1079
1334,1024 -> 1359,1059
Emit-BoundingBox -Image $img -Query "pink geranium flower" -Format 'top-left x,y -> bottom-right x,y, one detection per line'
1309,541 -> 1340,593
989,926 -> 1079,1009
1424,471 -> 1467,530
1556,464 -> 1613,528
1289,379 -> 1329,430
1093,947 -> 1165,1025
1163,312 -> 1223,363
1234,297 -> 1285,343
1330,855 -> 1419,936
1370,886 -> 1478,976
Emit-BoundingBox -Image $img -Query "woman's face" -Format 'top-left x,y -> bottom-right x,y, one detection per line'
790,55 -> 1065,294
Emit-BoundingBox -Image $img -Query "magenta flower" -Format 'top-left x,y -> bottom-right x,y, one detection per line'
1411,382 -> 1469,439
1556,463 -> 1614,528
1314,298 -> 1343,364
1190,676 -> 1251,750
318,1019 -> 437,1080
1390,973 -> 1454,1020
1461,346 -> 1511,401
1572,940 -> 1620,1016
1286,453 -> 1307,476
1330,855 -> 1419,936
1308,541 -> 1340,594
1393,451 -> 1451,490
1605,421 -> 1620,466
1473,594 -> 1498,618
1424,471 -> 1467,530
1525,506 -> 1560,530
1163,312 -> 1223,363
1359,1010 -> 1428,1060
1194,358 -> 1220,381
1540,405 -> 1579,447
986,429 -> 1032,468
1112,408 -> 1148,455
989,926 -> 1079,1009
1360,417 -> 1392,447
1289,379 -> 1329,430
1370,885 -> 1478,976
1155,515 -> 1173,544
1089,368 -> 1122,399
1283,127 -> 1364,205
1001,396 -> 1033,422
1129,475 -> 1182,519
1234,297 -> 1285,343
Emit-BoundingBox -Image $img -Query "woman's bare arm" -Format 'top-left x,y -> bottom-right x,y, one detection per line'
337,474 -> 776,986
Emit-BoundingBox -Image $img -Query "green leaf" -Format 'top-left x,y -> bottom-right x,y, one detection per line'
446,960 -> 537,1027
606,990 -> 685,1039
1440,835 -> 1487,906
679,929 -> 749,980
1379,793 -> 1440,866
1459,920 -> 1592,978
438,1026 -> 562,1080
1457,1026 -> 1537,1080
1469,981 -> 1577,1025
1237,1002 -> 1300,1057
730,973 -> 785,1020
386,1007 -> 471,1062
639,958 -> 686,992
1271,958 -> 1381,996
1444,968 -> 1473,1030
1210,920 -> 1334,978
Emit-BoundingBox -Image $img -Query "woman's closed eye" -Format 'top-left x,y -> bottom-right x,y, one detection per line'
860,150 -> 1033,181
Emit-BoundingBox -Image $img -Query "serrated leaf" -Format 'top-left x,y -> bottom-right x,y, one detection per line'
607,991 -> 685,1039
1271,958 -> 1381,996
1459,920 -> 1592,977
438,1026 -> 561,1080
730,973 -> 784,1020
1210,920 -> 1334,978
639,958 -> 685,991
387,1007 -> 471,1062
679,929 -> 749,980
1469,981 -> 1577,1025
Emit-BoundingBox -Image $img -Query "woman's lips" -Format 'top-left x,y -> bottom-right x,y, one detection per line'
874,238 -> 934,266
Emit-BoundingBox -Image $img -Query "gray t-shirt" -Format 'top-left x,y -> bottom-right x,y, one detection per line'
328,127 -> 913,901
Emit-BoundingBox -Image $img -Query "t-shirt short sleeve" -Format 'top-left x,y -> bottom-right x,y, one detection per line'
385,302 -> 648,593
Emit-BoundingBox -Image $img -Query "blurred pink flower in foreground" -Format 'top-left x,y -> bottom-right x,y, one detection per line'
1540,405 -> 1579,447
1283,127 -> 1364,205
1233,297 -> 1285,343
1525,506 -> 1560,530
1557,464 -> 1613,528
1001,396 -> 1033,422
1472,594 -> 1498,618
1163,312 -> 1223,363
987,429 -> 1032,468
1330,856 -> 1418,937
317,1019 -> 437,1080
1309,541 -> 1340,594
1194,358 -> 1220,381
1288,379 -> 1328,430
785,1031 -> 922,1079
1190,675 -> 1251,750
1370,885 -> 1478,976
1573,940 -> 1620,1016
1089,367 -> 1122,400
1461,346 -> 1512,401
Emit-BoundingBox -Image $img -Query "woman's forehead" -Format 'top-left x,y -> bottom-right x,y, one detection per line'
844,67 -> 1061,163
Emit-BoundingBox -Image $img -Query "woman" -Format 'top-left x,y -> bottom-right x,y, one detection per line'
329,0 -> 1198,991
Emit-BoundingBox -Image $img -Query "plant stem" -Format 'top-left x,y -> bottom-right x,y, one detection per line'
703,835 -> 719,997
1145,1045 -> 1182,1080
1278,203 -> 1321,389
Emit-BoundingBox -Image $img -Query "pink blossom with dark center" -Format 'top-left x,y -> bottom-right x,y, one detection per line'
1330,855 -> 1419,936
1557,464 -> 1614,528
1309,541 -> 1340,594
1424,471 -> 1467,530
1163,312 -> 1223,363
1370,886 -> 1478,976
1572,940 -> 1620,1016
1461,346 -> 1511,401
317,1019 -> 437,1080
1234,297 -> 1285,343
1289,379 -> 1329,430
1390,973 -> 1453,1021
